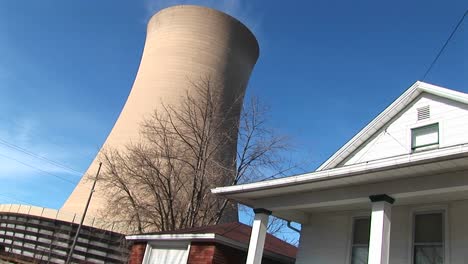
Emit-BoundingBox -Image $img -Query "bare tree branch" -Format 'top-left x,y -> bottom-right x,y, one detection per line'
96,76 -> 295,234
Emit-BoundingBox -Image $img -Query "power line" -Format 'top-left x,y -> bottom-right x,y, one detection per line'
0,115 -> 85,160
0,153 -> 78,185
422,9 -> 467,80
0,137 -> 83,176
0,193 -> 40,207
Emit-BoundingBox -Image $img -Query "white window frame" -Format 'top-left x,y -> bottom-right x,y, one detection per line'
407,115 -> 444,154
348,214 -> 371,264
411,123 -> 440,151
142,241 -> 191,264
408,205 -> 449,264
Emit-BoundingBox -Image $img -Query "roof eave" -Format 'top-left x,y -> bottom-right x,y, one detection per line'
212,143 -> 468,198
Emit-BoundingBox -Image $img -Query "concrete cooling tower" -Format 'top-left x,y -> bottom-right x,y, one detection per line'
62,5 -> 259,225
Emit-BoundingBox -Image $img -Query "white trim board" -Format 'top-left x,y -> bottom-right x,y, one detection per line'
212,143 -> 468,197
126,233 -> 252,252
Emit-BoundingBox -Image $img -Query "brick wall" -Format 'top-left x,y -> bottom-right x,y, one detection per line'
187,242 -> 216,264
128,241 -> 292,264
128,242 -> 147,264
213,243 -> 246,264
187,242 -> 289,264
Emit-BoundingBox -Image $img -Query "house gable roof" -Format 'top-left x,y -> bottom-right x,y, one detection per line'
317,81 -> 468,171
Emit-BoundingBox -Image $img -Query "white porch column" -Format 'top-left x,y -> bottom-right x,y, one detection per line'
246,208 -> 271,264
368,194 -> 394,264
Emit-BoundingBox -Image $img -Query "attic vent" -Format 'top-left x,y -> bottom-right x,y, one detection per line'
417,105 -> 430,121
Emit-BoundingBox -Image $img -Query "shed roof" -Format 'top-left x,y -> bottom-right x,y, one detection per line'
126,222 -> 297,260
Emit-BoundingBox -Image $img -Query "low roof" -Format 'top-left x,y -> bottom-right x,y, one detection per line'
126,222 -> 297,260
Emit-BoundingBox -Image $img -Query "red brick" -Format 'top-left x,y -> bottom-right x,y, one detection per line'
187,243 -> 216,264
128,242 -> 147,264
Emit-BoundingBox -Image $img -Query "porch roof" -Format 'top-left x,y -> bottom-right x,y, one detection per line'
212,144 -> 468,222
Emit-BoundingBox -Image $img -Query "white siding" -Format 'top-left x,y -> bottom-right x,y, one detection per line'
341,93 -> 468,166
296,200 -> 468,264
449,201 -> 468,264
296,213 -> 352,264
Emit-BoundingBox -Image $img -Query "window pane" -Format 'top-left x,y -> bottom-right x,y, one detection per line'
414,246 -> 443,264
412,124 -> 439,148
353,218 -> 370,244
351,246 -> 368,264
415,213 -> 443,243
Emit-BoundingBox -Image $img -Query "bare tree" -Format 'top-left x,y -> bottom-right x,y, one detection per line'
96,77 -> 294,234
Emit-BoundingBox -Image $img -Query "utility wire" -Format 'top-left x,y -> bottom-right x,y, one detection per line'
0,115 -> 84,159
422,9 -> 467,80
0,137 -> 83,176
384,129 -> 407,151
0,153 -> 77,185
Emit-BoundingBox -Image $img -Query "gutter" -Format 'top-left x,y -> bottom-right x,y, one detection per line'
287,221 -> 300,233
212,143 -> 468,196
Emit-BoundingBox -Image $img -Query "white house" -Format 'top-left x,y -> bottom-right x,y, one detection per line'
212,81 -> 468,264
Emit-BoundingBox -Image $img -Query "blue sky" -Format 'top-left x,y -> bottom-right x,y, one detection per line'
0,0 -> 466,216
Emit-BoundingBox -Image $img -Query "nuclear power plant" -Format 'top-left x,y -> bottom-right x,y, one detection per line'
63,5 -> 259,222
0,5 -> 259,263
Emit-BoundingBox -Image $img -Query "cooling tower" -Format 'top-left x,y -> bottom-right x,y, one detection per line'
62,5 -> 259,224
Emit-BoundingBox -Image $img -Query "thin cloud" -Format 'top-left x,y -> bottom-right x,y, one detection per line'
0,119 -> 82,179
0,42 -> 104,181
143,0 -> 262,37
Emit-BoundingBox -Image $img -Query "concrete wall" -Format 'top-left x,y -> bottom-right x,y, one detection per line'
0,212 -> 127,263
342,93 -> 468,166
296,199 -> 468,264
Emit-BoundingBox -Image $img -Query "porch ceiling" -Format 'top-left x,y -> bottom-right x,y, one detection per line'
256,167 -> 468,223
297,188 -> 468,214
